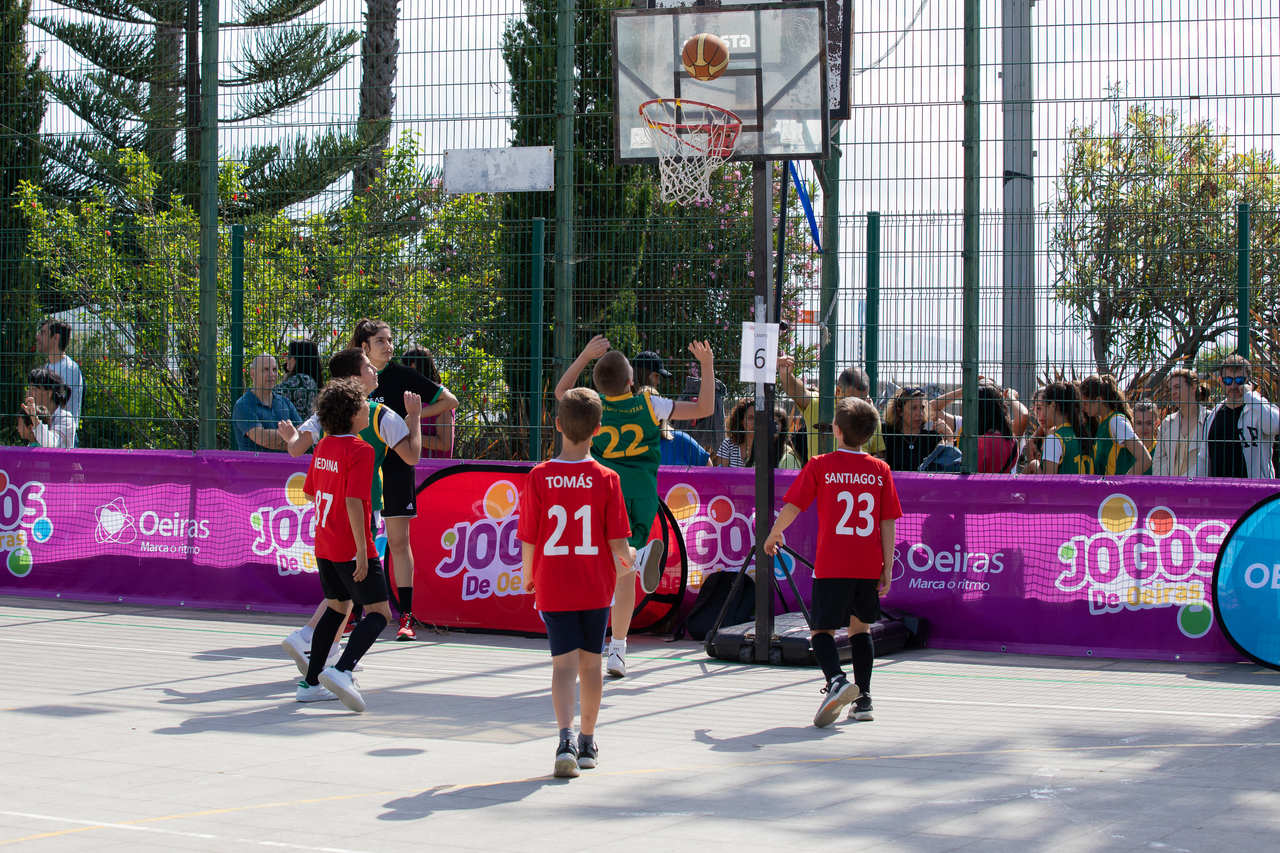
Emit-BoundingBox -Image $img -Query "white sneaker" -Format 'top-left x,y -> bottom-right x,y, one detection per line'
606,644 -> 626,678
319,666 -> 366,712
295,680 -> 337,703
281,629 -> 310,676
635,540 -> 667,594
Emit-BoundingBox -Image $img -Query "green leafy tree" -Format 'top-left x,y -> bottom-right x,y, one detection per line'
35,0 -> 371,211
18,135 -> 504,450
0,0 -> 45,442
1051,105 -> 1280,386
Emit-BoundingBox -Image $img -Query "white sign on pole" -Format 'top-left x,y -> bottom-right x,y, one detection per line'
739,322 -> 779,383
443,146 -> 554,194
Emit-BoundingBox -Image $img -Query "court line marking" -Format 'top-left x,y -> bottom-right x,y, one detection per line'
2,741 -> 1277,847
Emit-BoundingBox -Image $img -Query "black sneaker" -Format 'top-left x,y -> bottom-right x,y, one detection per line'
577,736 -> 599,770
554,737 -> 580,778
848,693 -> 874,722
813,675 -> 859,728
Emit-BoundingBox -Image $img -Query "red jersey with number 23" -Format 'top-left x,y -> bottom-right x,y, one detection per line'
304,434 -> 377,562
782,449 -> 903,579
517,458 -> 631,612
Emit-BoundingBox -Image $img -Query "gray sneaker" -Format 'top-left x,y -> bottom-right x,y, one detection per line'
813,676 -> 859,728
554,737 -> 580,778
635,540 -> 667,594
318,666 -> 366,712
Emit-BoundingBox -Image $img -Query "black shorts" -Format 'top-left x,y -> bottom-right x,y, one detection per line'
541,607 -> 610,657
810,577 -> 881,631
381,467 -> 417,518
317,556 -> 389,606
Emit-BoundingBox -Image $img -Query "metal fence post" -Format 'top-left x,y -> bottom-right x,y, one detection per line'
530,217 -> 546,461
865,212 -> 880,399
1237,202 -> 1250,358
229,224 -> 244,406
553,0 -> 575,378
818,134 -> 840,445
960,0 -> 982,471
196,0 -> 219,450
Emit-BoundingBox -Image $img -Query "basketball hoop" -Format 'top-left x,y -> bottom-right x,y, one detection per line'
640,98 -> 742,205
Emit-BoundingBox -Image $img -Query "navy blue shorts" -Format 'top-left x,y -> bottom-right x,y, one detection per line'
542,607 -> 610,657
811,577 -> 881,631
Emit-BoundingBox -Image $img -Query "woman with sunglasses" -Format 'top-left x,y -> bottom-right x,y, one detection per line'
1193,354 -> 1280,479
881,386 -> 952,471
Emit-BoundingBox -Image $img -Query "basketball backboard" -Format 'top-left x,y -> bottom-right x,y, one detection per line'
639,0 -> 852,121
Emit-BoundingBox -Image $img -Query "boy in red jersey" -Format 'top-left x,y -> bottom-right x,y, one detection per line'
765,397 -> 902,728
296,378 -> 392,713
518,388 -> 634,778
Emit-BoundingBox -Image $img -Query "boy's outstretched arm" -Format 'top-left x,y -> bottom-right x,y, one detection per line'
670,340 -> 715,421
763,503 -> 802,556
278,420 -> 316,457
554,335 -> 611,401
878,518 -> 896,595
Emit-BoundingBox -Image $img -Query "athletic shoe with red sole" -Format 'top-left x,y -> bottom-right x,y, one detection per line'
395,614 -> 417,641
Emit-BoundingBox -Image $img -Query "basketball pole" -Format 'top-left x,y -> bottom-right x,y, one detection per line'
752,159 -> 776,664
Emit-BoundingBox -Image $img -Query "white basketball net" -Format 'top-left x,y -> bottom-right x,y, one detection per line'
640,99 -> 742,206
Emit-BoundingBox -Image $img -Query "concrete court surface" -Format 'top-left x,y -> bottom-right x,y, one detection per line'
1,597 -> 1278,853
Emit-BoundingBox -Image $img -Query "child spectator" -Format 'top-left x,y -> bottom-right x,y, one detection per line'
277,340 -> 323,419
1080,375 -> 1151,475
295,378 -> 393,712
518,388 -> 634,777
403,345 -> 455,459
764,396 -> 902,727
19,367 -> 75,448
554,335 -> 715,677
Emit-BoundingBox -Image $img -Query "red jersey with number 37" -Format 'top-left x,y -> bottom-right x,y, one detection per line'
304,434 -> 377,562
517,458 -> 631,612
782,449 -> 903,579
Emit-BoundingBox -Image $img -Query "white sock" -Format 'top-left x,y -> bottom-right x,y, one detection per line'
611,638 -> 626,653
298,624 -> 315,643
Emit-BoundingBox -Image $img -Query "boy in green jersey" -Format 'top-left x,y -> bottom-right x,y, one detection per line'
556,335 -> 716,677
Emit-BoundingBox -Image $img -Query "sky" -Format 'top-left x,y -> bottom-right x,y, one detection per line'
27,0 -> 1280,389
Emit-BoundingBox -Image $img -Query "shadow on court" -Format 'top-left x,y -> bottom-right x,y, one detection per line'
692,724 -> 841,752
378,777 -> 565,821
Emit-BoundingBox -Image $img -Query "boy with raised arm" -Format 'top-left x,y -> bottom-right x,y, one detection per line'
518,388 -> 634,777
765,397 -> 902,727
555,335 -> 715,677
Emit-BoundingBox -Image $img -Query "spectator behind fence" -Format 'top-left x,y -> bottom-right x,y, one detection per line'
1079,374 -> 1152,476
232,354 -> 301,452
756,405 -> 803,470
1039,381 -> 1094,475
277,340 -> 323,419
402,346 -> 454,459
1132,400 -> 1159,454
1193,354 -> 1280,479
18,367 -> 75,448
35,318 -> 84,435
1153,368 -> 1211,477
975,383 -> 1019,473
715,398 -> 753,467
777,356 -> 885,460
1020,386 -> 1048,473
636,385 -> 710,467
881,386 -> 951,471
678,357 -> 727,453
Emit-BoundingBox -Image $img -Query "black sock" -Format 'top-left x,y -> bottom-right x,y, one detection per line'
811,632 -> 844,683
850,631 -> 874,694
337,611 -> 387,671
578,731 -> 594,750
306,606 -> 346,685
397,586 -> 413,617
560,727 -> 573,743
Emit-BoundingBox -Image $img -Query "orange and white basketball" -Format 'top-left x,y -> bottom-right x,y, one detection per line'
681,33 -> 730,82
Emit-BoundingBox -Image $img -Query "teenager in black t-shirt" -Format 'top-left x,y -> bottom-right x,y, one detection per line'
352,319 -> 459,639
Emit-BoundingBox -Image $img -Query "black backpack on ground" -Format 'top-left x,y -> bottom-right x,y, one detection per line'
680,570 -> 755,642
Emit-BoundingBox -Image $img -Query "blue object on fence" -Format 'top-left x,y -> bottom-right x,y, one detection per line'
789,161 -> 821,252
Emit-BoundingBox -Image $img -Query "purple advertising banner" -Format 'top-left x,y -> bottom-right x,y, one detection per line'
1,448 -> 1276,661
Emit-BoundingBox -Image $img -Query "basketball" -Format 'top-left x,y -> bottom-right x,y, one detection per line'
681,33 -> 730,82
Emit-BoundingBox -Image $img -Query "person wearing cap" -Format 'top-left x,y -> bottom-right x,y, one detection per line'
632,351 -> 672,390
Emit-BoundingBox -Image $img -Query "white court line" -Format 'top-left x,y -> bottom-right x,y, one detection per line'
0,809 -> 370,852
3,635 -> 1275,722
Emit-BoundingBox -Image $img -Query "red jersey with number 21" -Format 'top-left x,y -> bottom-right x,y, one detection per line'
782,449 -> 903,579
304,434 -> 377,562
517,458 -> 631,612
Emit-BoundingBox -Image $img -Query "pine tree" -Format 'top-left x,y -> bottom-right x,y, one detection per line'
354,0 -> 398,195
0,0 -> 45,439
35,0 -> 371,212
